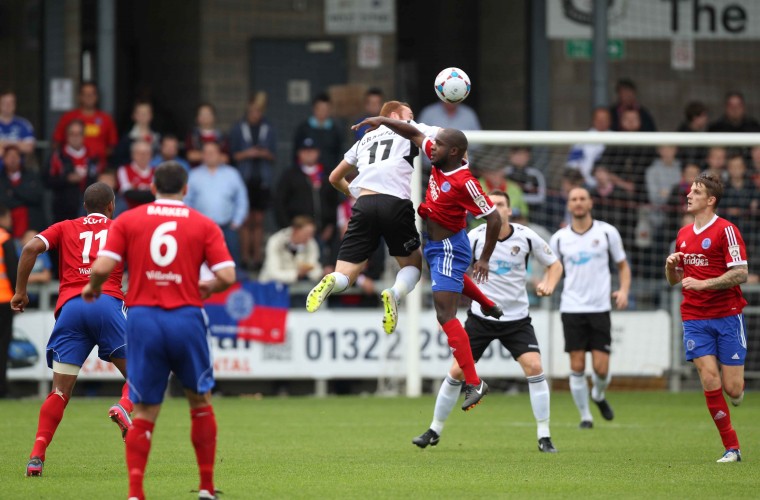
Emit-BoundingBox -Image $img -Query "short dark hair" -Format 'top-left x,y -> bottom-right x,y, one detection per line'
0,203 -> 10,218
694,171 -> 724,206
291,215 -> 315,229
726,150 -> 745,163
616,78 -> 637,92
488,189 -> 511,207
725,91 -> 745,103
161,133 -> 179,143
66,119 -> 85,133
312,92 -> 330,106
197,102 -> 216,115
366,87 -> 383,98
0,90 -> 14,98
83,182 -> 115,214
153,162 -> 188,194
80,81 -> 98,93
684,101 -> 707,122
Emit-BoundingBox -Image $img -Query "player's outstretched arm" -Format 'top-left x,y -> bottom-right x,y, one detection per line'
352,117 -> 426,147
329,160 -> 356,197
665,252 -> 684,286
11,237 -> 47,312
82,256 -> 118,302
472,210 -> 502,283
536,260 -> 563,297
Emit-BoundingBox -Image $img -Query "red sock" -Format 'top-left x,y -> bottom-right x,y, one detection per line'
441,319 -> 479,385
125,418 -> 155,500
30,390 -> 69,461
461,274 -> 495,310
705,388 -> 740,450
119,382 -> 134,414
191,406 -> 217,494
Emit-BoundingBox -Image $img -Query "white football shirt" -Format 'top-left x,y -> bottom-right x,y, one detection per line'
344,121 -> 439,200
549,220 -> 627,313
468,223 -> 558,322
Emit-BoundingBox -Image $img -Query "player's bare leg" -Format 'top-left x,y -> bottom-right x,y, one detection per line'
694,355 -> 742,462
590,350 -> 614,421
382,250 -> 422,334
517,352 -> 556,452
109,357 -> 133,441
434,291 -> 487,410
721,364 -> 745,407
126,403 -> 161,500
568,350 -> 593,428
306,260 -> 365,313
27,369 -> 77,476
186,390 -> 218,500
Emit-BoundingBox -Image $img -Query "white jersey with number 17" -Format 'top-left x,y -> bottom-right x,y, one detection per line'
344,120 -> 439,200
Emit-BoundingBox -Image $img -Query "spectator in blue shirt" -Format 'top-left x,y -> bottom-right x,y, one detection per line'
151,134 -> 190,172
185,141 -> 249,268
0,91 -> 36,169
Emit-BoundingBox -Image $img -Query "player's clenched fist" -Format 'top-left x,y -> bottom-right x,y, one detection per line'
666,252 -> 684,269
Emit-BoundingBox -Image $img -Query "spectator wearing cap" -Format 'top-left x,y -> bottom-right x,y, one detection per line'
0,91 -> 35,168
709,91 -> 760,133
609,78 -> 657,132
274,137 -> 339,261
185,141 -> 249,268
292,93 -> 343,175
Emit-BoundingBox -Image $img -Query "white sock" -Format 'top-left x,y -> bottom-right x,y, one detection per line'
328,272 -> 350,293
527,372 -> 551,439
430,375 -> 463,435
569,371 -> 593,421
591,371 -> 611,402
390,266 -> 420,301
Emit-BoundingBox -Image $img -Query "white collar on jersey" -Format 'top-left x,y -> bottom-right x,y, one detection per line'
440,163 -> 470,176
154,199 -> 185,206
692,214 -> 718,235
87,213 -> 107,218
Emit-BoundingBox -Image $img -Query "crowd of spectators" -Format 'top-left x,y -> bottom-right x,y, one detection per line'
3,78 -> 760,303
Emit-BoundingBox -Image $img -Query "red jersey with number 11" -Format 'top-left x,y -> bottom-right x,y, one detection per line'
100,199 -> 234,309
417,137 -> 495,233
675,215 -> 748,320
36,214 -> 125,316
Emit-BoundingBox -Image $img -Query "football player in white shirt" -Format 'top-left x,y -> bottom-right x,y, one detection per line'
306,101 -> 501,334
549,187 -> 630,429
412,190 -> 563,452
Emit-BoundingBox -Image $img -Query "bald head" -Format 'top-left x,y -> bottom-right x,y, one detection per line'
83,182 -> 115,216
440,128 -> 468,154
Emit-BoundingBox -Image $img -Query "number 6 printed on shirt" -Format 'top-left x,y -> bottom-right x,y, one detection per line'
150,221 -> 178,267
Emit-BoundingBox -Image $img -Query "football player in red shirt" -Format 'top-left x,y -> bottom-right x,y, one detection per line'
666,171 -> 748,463
353,115 -> 501,411
12,183 -> 132,476
83,162 -> 235,500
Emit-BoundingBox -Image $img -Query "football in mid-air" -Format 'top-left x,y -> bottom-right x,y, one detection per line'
434,67 -> 471,104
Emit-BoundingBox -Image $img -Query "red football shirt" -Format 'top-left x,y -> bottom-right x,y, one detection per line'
417,137 -> 495,232
37,214 -> 125,316
99,199 -> 234,309
53,109 -> 118,160
676,215 -> 748,320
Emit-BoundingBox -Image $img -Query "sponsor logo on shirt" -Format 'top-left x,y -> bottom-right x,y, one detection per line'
494,260 -> 524,275
428,177 -> 440,201
682,253 -> 708,266
567,251 -> 599,266
78,267 -> 92,275
701,238 -> 711,250
510,246 -> 520,256
145,270 -> 183,284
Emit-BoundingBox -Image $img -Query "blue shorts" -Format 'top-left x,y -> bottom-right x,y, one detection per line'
47,295 -> 127,368
126,306 -> 214,405
423,229 -> 471,293
683,315 -> 748,366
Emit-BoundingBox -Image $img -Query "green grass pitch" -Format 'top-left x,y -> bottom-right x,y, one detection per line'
1,392 -> 757,499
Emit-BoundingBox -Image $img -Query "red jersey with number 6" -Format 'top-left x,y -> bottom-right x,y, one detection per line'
36,214 -> 125,316
417,137 -> 495,233
99,199 -> 235,309
675,215 -> 748,320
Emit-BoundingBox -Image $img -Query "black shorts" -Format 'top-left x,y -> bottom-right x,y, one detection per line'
464,312 -> 541,361
336,194 -> 420,264
561,312 -> 611,353
246,180 -> 270,211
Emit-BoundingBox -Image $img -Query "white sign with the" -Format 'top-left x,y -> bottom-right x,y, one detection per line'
547,0 -> 760,40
